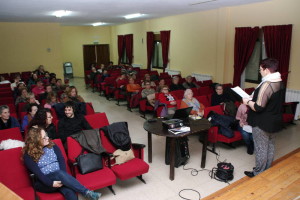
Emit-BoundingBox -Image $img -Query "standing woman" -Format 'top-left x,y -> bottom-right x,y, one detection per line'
243,58 -> 285,177
23,127 -> 101,200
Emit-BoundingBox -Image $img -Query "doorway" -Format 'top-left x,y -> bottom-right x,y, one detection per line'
83,44 -> 110,71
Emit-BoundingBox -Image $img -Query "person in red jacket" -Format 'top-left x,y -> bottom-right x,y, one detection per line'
158,85 -> 177,115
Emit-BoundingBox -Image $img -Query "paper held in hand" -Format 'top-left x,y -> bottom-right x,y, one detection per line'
231,86 -> 250,98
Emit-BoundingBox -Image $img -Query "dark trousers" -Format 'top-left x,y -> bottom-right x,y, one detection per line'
47,170 -> 88,200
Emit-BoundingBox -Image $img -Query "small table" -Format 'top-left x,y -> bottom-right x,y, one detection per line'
143,118 -> 211,180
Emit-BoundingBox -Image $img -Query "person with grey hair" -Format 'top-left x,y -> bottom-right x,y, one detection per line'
182,75 -> 199,89
211,84 -> 229,106
180,89 -> 205,117
0,105 -> 20,130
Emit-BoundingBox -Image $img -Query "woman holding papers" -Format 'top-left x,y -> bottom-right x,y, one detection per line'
242,58 -> 285,178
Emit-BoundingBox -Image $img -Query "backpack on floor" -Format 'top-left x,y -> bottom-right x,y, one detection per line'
210,162 -> 234,183
165,136 -> 190,168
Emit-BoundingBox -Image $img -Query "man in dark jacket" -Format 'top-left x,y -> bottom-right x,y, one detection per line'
57,101 -> 92,143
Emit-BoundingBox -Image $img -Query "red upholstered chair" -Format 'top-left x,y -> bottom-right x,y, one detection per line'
102,77 -> 117,100
170,89 -> 184,99
195,95 -> 211,107
84,113 -> 109,129
99,128 -> 149,183
9,72 -> 21,82
0,97 -> 14,105
34,139 -> 71,200
84,70 -> 91,86
0,73 -> 10,82
0,91 -> 13,98
67,137 -> 117,195
198,86 -> 213,96
159,72 -> 170,79
202,80 -> 213,87
114,79 -> 128,106
86,102 -> 95,115
139,98 -> 155,119
0,127 -> 23,142
190,87 -> 199,97
0,147 -> 35,200
7,103 -> 17,114
203,105 -> 242,154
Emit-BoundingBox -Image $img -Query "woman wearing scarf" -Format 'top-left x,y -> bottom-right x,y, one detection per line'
180,89 -> 205,117
243,58 -> 285,178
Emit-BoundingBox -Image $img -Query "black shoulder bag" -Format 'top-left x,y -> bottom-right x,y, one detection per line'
76,148 -> 103,174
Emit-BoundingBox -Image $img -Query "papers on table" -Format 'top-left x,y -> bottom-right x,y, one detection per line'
231,86 -> 250,99
168,126 -> 190,135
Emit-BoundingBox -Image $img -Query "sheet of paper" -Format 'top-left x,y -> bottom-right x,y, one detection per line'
242,125 -> 252,133
168,126 -> 190,134
231,86 -> 250,98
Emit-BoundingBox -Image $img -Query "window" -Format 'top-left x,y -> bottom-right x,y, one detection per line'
152,34 -> 163,69
245,29 -> 266,83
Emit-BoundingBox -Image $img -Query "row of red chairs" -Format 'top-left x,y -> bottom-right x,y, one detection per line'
0,113 -> 149,200
0,71 -> 32,83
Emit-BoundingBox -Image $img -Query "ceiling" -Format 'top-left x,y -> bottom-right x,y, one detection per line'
0,0 -> 269,26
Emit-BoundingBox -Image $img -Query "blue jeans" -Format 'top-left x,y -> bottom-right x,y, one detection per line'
237,126 -> 253,146
47,170 -> 88,200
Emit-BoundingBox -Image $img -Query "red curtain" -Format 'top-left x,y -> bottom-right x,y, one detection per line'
125,34 -> 134,65
118,35 -> 124,64
160,30 -> 171,72
147,32 -> 154,70
263,24 -> 292,86
233,27 -> 259,87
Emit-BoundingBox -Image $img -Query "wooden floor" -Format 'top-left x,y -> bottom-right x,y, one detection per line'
202,148 -> 300,200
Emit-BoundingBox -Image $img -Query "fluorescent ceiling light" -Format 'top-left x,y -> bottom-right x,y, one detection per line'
124,13 -> 144,19
92,22 -> 106,26
53,10 -> 71,18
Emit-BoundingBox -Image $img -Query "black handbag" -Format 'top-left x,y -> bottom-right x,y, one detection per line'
76,148 -> 103,174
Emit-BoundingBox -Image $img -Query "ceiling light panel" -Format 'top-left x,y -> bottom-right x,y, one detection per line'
53,10 -> 72,18
124,13 -> 144,19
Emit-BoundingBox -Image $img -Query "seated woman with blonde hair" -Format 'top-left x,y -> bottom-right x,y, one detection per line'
23,127 -> 101,200
180,89 -> 205,117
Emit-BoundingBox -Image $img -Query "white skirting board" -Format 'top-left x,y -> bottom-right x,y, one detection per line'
165,69 -> 181,76
192,73 -> 212,81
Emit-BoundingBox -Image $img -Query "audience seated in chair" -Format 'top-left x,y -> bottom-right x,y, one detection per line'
57,101 -> 92,144
141,81 -> 156,107
211,83 -> 229,106
156,79 -> 166,92
32,79 -> 45,97
170,76 -> 184,91
22,103 -> 39,131
182,75 -> 199,89
23,127 -> 101,200
0,105 -> 21,130
39,85 -> 53,101
126,77 -> 141,95
157,85 -> 177,115
22,93 -> 40,112
180,89 -> 205,117
15,88 -> 29,106
63,86 -> 85,103
44,92 -> 58,109
141,74 -> 156,88
28,108 -> 57,140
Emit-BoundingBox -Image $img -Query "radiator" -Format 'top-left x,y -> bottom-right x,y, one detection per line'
192,73 -> 212,81
131,64 -> 143,68
165,69 -> 181,76
285,89 -> 300,120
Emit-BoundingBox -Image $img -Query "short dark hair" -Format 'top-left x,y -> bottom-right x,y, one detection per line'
27,103 -> 39,113
260,58 -> 279,73
64,101 -> 75,112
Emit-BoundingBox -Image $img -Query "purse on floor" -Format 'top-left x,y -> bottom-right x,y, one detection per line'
76,148 -> 103,174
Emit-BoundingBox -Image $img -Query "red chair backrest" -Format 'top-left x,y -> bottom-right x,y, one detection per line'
170,89 -> 184,99
198,86 -> 213,96
52,139 -> 72,174
195,95 -> 211,107
0,127 -> 23,142
100,129 -> 117,154
85,113 -> 109,129
7,103 -> 16,113
244,87 -> 255,95
190,87 -> 199,96
203,105 -> 224,118
0,147 -> 32,190
202,80 -> 212,87
86,102 -> 95,115
222,83 -> 233,89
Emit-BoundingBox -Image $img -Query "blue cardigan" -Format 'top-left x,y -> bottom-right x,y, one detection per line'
0,116 -> 21,130
23,145 -> 66,187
